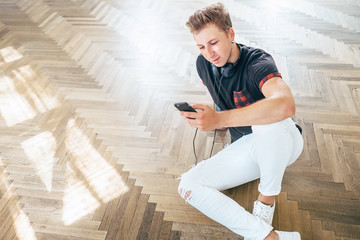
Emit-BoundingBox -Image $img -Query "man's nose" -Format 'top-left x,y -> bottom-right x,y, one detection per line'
205,47 -> 214,58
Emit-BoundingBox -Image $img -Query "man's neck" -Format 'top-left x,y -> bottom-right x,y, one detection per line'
228,43 -> 240,64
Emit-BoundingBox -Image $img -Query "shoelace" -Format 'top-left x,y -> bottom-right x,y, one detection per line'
253,203 -> 272,220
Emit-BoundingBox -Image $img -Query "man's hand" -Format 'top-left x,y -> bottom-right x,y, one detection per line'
180,104 -> 221,131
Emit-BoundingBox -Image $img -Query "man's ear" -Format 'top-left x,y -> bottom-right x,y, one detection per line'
228,27 -> 235,41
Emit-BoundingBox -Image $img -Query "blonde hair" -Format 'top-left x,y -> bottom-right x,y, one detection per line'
186,3 -> 232,34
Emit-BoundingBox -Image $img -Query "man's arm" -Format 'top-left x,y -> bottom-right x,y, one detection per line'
180,77 -> 295,131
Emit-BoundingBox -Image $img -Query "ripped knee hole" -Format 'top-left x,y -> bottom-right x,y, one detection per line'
178,188 -> 193,201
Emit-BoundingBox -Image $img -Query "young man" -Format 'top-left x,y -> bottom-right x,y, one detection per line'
178,3 -> 304,240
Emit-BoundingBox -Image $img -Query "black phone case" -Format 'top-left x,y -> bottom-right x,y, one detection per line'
174,102 -> 196,112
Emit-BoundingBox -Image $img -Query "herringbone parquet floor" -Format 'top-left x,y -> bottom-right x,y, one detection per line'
0,0 -> 359,239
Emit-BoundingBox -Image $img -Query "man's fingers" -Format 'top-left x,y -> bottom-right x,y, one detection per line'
185,117 -> 196,127
181,111 -> 198,119
193,103 -> 206,110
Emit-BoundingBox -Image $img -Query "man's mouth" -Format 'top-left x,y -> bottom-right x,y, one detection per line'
212,57 -> 220,64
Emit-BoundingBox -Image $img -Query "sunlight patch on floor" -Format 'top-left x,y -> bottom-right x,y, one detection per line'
0,74 -> 37,126
62,161 -> 100,226
62,118 -> 129,225
21,131 -> 57,192
0,63 -> 59,127
66,119 -> 129,203
0,46 -> 23,63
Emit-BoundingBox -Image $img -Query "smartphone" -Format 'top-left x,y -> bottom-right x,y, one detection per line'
174,102 -> 197,112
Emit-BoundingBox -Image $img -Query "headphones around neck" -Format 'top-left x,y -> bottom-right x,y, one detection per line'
211,62 -> 237,79
211,46 -> 241,79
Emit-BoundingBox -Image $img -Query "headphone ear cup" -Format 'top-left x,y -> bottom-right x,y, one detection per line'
212,64 -> 220,79
212,62 -> 236,78
221,63 -> 235,78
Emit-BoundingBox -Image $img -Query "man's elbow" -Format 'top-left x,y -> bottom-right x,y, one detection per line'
283,100 -> 296,118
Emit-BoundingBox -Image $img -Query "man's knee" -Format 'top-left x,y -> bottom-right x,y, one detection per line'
178,171 -> 202,202
178,176 -> 194,202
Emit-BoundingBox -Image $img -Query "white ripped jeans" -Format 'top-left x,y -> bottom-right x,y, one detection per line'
178,118 -> 304,240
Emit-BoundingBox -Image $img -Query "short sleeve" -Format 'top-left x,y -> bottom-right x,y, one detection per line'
247,50 -> 281,91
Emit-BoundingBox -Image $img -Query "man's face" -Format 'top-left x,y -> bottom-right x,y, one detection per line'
194,23 -> 234,67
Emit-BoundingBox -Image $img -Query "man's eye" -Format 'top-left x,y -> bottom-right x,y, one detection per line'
199,46 -> 204,50
210,41 -> 218,45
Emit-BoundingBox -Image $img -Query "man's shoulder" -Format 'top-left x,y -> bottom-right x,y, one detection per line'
239,44 -> 279,86
196,54 -> 211,79
240,46 -> 275,72
196,54 -> 208,67
241,45 -> 271,62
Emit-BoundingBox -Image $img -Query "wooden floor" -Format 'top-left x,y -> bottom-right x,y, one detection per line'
0,0 -> 359,239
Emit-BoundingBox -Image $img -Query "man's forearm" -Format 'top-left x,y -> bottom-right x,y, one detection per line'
217,96 -> 295,128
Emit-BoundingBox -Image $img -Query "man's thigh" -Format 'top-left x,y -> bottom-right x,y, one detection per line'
182,134 -> 260,191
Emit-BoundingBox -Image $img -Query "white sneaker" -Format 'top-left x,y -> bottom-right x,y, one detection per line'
253,200 -> 275,225
244,201 -> 276,240
275,230 -> 301,239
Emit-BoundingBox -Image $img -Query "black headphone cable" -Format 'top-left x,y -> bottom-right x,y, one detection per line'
193,128 -> 199,165
193,72 -> 224,165
193,128 -> 217,166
